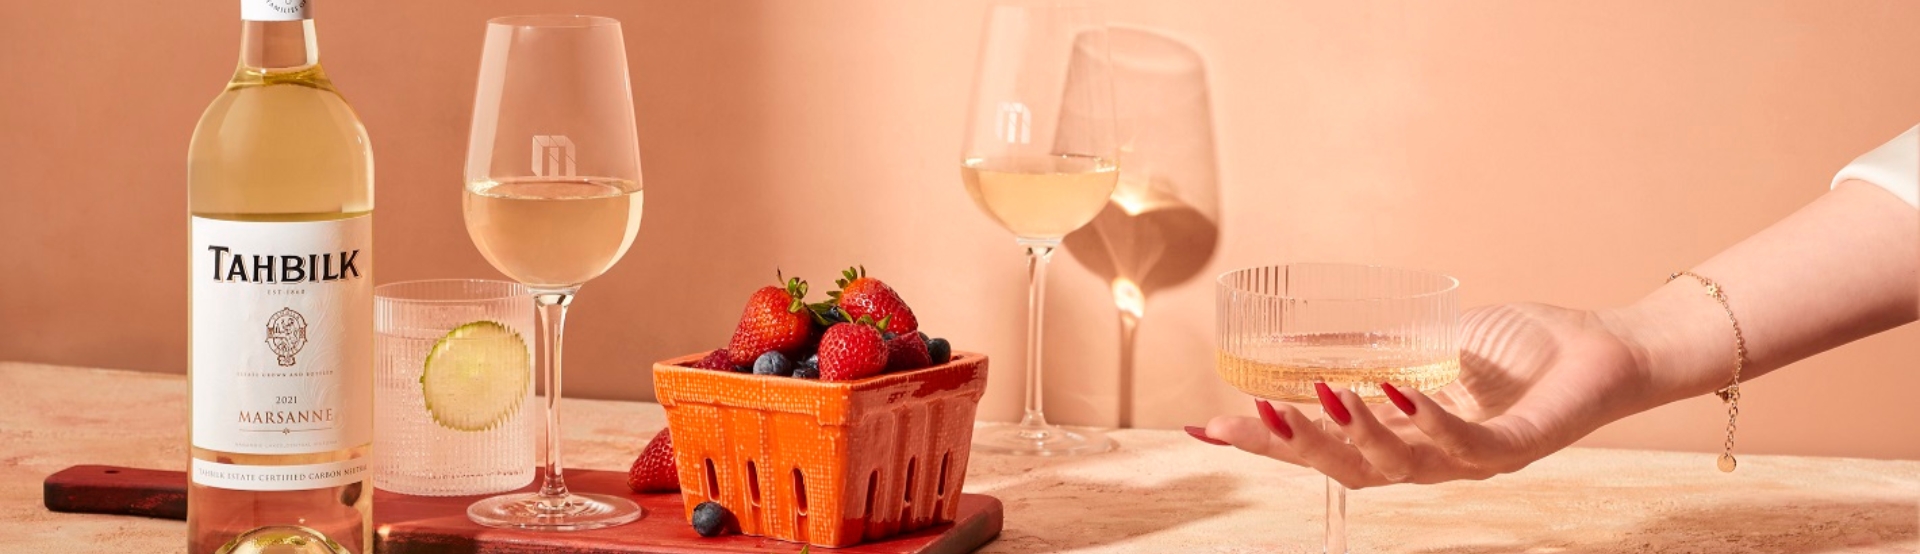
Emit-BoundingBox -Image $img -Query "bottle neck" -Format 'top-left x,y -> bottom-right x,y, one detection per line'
239,19 -> 318,71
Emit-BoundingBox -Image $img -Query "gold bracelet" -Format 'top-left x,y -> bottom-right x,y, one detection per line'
1667,271 -> 1746,473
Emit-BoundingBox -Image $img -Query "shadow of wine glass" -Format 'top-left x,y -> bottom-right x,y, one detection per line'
1405,498 -> 1918,554
1058,27 -> 1222,429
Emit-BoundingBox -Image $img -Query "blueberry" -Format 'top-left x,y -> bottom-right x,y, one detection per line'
792,358 -> 820,380
918,331 -> 930,343
926,338 -> 952,365
732,365 -> 752,373
691,501 -> 734,537
752,351 -> 792,376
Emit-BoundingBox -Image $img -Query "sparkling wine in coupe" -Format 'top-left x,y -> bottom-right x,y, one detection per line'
463,177 -> 644,290
186,1 -> 374,553
1216,334 -> 1462,404
961,155 -> 1120,239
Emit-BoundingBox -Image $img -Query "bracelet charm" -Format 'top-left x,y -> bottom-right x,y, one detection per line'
1668,271 -> 1746,473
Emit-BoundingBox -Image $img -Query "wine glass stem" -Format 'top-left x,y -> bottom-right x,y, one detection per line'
1116,309 -> 1140,429
533,291 -> 576,508
1324,409 -> 1348,553
1017,241 -> 1058,434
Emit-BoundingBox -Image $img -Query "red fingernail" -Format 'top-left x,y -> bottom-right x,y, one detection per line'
1184,425 -> 1230,446
1255,399 -> 1293,439
1381,382 -> 1417,416
1315,382 -> 1352,425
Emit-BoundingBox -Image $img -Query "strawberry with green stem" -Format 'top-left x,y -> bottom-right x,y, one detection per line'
816,315 -> 891,381
725,271 -> 817,367
829,266 -> 918,335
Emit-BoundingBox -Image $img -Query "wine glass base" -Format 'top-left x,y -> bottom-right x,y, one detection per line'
972,422 -> 1115,456
467,492 -> 643,531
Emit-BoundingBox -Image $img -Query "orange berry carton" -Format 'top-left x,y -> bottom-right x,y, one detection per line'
652,350 -> 988,548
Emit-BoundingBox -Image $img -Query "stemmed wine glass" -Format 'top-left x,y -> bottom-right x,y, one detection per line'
962,4 -> 1119,456
1216,264 -> 1460,553
461,15 -> 645,530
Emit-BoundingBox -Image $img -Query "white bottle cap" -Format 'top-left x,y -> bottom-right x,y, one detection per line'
243,0 -> 310,22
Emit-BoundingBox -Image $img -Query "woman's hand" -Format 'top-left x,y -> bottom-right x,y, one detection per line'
1196,303 -> 1656,489
1186,181 -> 1916,489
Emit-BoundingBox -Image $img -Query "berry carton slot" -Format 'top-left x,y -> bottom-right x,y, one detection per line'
652,351 -> 988,548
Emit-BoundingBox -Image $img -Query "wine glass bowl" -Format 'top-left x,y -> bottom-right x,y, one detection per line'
1216,264 -> 1461,403
1215,263 -> 1460,552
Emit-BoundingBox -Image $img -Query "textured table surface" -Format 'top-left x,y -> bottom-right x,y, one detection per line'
4,362 -> 1917,553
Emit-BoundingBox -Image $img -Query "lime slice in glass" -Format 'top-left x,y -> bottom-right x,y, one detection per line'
421,321 -> 531,432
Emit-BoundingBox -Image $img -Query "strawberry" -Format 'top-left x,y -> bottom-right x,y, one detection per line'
817,321 -> 889,381
885,332 -> 931,372
726,273 -> 816,367
627,427 -> 678,493
690,349 -> 732,371
830,266 -> 918,335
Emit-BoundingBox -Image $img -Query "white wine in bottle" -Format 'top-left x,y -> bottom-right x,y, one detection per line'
187,1 -> 373,553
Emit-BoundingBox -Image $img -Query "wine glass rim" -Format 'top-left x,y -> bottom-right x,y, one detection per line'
1216,263 -> 1460,301
375,279 -> 531,304
487,14 -> 621,29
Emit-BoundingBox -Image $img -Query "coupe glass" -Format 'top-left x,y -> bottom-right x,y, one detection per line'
1216,264 -> 1460,553
961,4 -> 1120,456
460,15 -> 645,530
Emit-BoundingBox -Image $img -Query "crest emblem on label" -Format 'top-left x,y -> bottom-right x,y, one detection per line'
265,307 -> 309,367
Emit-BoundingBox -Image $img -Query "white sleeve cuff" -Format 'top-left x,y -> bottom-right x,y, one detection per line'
1831,125 -> 1920,208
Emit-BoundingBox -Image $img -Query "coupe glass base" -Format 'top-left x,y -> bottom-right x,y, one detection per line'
467,492 -> 643,531
973,422 -> 1115,456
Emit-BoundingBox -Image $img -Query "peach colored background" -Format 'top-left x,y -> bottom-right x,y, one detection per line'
2,1 -> 1916,460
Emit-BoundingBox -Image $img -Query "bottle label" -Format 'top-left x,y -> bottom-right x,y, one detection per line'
192,458 -> 370,492
243,0 -> 310,22
191,216 -> 371,470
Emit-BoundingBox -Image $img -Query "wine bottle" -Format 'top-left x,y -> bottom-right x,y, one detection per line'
186,0 -> 373,552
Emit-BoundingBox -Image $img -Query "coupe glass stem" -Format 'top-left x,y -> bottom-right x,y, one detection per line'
1017,240 -> 1058,435
532,290 -> 575,508
1324,408 -> 1348,553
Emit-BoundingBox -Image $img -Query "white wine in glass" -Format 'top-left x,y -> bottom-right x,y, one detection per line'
464,177 -> 644,290
460,15 -> 645,531
962,155 -> 1119,239
962,5 -> 1120,457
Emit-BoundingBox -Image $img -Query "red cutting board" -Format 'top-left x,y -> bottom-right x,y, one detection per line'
44,465 -> 1002,554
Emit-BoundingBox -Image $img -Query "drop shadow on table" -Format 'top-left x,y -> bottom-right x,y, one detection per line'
973,472 -> 1250,551
1408,498 -> 1918,554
